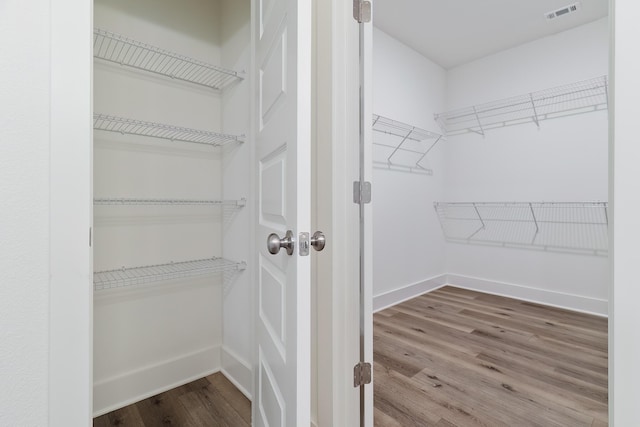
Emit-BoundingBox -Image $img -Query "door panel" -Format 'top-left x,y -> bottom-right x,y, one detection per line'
253,0 -> 311,424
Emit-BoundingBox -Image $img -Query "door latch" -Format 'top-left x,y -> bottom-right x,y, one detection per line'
299,231 -> 326,256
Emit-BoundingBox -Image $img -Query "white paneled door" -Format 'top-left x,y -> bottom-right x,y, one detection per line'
252,0 -> 311,425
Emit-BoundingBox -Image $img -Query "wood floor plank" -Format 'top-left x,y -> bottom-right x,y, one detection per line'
374,407 -> 404,427
435,419 -> 458,427
92,415 -> 111,427
376,311 -> 607,379
374,363 -> 468,426
376,324 -> 600,425
555,364 -> 608,389
375,316 -> 479,359
193,376 -> 250,427
422,292 -> 608,337
207,373 -> 252,425
470,292 -> 606,332
374,286 -> 609,426
414,365 -> 594,427
476,351 -> 608,404
592,418 -> 609,427
107,405 -> 145,427
135,388 -> 199,427
394,300 -> 535,341
529,333 -> 609,364
93,373 -> 251,427
434,287 -> 607,330
463,309 -> 608,352
177,390 -> 223,427
387,308 -> 608,373
378,312 -> 609,419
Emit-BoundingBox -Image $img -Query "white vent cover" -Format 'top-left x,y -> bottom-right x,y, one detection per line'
545,2 -> 581,21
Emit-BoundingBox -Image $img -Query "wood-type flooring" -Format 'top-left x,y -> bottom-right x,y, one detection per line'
93,372 -> 250,426
374,286 -> 608,427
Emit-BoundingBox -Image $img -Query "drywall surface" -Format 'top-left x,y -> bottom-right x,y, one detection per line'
221,0 -> 253,398
444,18 -> 609,314
93,0 -> 229,413
372,28 -> 447,298
0,1 -> 51,425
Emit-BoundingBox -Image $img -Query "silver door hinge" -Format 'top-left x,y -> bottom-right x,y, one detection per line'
353,181 -> 371,204
354,362 -> 372,387
353,0 -> 371,23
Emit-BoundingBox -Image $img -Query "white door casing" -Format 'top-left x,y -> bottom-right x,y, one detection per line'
252,0 -> 311,425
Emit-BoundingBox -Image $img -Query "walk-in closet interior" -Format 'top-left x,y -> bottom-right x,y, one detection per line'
92,0 -> 252,422
371,0 -> 610,425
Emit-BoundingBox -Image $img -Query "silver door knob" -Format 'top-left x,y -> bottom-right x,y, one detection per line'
267,230 -> 294,255
311,231 -> 326,251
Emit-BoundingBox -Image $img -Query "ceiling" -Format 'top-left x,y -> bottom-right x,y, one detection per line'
373,0 -> 609,69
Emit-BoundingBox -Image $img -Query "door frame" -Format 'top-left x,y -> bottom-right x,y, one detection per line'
49,1 -> 93,426
312,0 -> 368,425
48,1 -> 640,426
609,1 -> 640,425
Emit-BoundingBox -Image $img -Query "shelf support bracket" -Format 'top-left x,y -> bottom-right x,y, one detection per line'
467,203 -> 486,240
415,135 -> 442,169
472,106 -> 485,137
529,203 -> 540,245
387,128 -> 413,165
529,94 -> 540,128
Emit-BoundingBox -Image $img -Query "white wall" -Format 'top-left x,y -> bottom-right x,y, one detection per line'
372,28 -> 448,310
221,0 -> 253,398
444,18 -> 609,315
0,1 -> 51,425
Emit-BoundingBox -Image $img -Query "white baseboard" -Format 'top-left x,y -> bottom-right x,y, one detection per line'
93,345 -> 221,417
446,274 -> 608,317
221,346 -> 253,400
373,275 -> 448,313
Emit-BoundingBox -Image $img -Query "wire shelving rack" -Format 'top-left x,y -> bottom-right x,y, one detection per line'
434,76 -> 609,136
93,28 -> 244,91
93,197 -> 246,206
94,257 -> 247,291
93,113 -> 244,147
434,201 -> 609,255
372,114 -> 442,174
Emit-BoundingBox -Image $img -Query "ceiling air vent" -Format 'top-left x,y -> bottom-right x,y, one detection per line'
545,2 -> 581,21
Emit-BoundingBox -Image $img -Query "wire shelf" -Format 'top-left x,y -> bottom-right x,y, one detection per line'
372,114 -> 442,174
93,197 -> 246,206
94,257 -> 247,290
94,113 -> 244,147
434,76 -> 608,136
93,28 -> 244,91
434,201 -> 609,255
